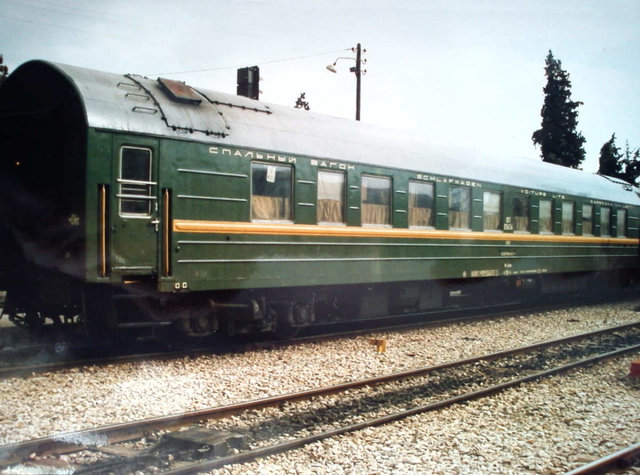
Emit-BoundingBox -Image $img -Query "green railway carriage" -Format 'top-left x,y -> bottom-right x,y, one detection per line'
0,60 -> 638,335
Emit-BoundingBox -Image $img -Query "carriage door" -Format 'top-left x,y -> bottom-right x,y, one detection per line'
110,139 -> 160,276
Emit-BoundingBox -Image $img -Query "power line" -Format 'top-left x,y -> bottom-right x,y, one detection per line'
0,14 -> 138,43
150,48 -> 350,76
2,0 -> 139,26
0,8 -> 350,78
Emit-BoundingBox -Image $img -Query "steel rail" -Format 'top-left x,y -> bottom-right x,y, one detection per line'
162,342 -> 640,474
0,347 -> 203,379
564,442 -> 640,475
0,322 -> 638,468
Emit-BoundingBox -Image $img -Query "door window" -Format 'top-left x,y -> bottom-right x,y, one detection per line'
119,146 -> 153,216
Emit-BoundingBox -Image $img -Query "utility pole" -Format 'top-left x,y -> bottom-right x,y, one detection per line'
354,43 -> 362,121
326,43 -> 366,121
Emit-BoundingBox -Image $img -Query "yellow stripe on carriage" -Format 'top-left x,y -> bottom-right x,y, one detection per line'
172,220 -> 640,245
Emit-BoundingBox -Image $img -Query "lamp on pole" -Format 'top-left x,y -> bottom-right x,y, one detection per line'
326,43 -> 366,121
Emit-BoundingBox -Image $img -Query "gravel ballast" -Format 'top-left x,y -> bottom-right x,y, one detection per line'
0,299 -> 639,472
213,356 -> 640,474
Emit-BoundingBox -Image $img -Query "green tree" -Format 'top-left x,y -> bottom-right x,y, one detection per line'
294,92 -> 310,111
0,55 -> 8,86
597,133 -> 624,178
622,141 -> 640,185
532,50 -> 586,168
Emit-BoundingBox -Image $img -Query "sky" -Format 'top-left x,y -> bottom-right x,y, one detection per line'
1,0 -> 639,173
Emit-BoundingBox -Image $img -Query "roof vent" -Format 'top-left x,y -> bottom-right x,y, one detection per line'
157,77 -> 202,105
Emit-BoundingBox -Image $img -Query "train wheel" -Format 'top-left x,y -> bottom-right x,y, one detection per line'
25,310 -> 45,331
272,304 -> 299,339
8,309 -> 45,332
81,286 -> 116,337
274,319 -> 299,339
7,311 -> 26,327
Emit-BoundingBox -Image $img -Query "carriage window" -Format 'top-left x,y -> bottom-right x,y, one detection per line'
449,186 -> 470,230
538,199 -> 552,233
361,175 -> 391,226
514,195 -> 530,232
617,209 -> 627,237
317,170 -> 345,224
119,146 -> 153,216
600,206 -> 611,236
251,163 -> 292,221
483,191 -> 502,231
582,204 -> 593,235
562,201 -> 575,234
409,181 -> 434,228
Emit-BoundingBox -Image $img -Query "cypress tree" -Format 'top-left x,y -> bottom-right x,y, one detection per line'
597,133 -> 623,178
532,50 -> 586,168
622,141 -> 640,185
0,55 -> 8,86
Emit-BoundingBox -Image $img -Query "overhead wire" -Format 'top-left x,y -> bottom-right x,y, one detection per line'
150,48 -> 351,76
0,0 -> 351,78
2,0 -> 138,25
0,10 -> 349,78
0,14 -> 139,42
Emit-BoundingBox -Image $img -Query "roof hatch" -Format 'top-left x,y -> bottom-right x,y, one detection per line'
124,74 -> 229,137
157,77 -> 202,105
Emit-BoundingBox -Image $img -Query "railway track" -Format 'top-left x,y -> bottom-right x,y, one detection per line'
1,322 -> 639,474
566,442 -> 640,474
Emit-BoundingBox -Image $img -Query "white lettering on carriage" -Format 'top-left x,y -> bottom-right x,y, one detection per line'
310,159 -> 355,170
210,146 -> 297,164
416,174 -> 482,188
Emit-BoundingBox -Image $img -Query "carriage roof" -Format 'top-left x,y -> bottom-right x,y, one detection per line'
11,60 -> 639,206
